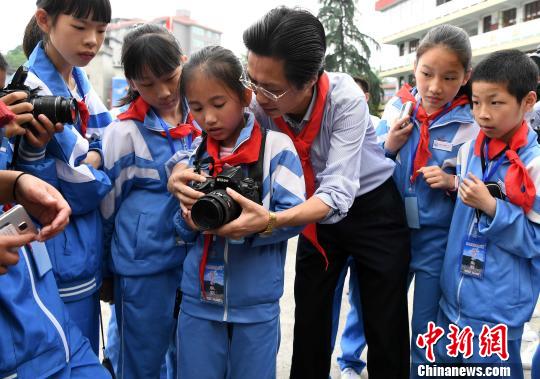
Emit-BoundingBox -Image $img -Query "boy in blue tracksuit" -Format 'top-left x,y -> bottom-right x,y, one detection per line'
436,50 -> 540,377
0,97 -> 109,379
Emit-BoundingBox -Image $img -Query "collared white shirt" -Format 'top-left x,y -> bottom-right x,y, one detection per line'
251,72 -> 395,224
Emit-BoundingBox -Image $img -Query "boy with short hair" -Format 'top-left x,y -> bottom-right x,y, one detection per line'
436,49 -> 540,374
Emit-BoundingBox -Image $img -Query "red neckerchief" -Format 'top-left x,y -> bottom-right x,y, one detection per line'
396,84 -> 470,182
118,96 -> 201,139
199,122 -> 263,299
0,101 -> 15,127
273,72 -> 329,268
76,99 -> 90,137
164,113 -> 201,139
474,120 -> 536,213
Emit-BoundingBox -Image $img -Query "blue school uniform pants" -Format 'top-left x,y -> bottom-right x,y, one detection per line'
113,268 -> 181,379
409,225 -> 449,376
65,292 -> 100,355
331,257 -> 367,374
177,311 -> 280,379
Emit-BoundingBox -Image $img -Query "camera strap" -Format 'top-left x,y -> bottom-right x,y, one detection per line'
193,125 -> 267,204
247,127 -> 267,200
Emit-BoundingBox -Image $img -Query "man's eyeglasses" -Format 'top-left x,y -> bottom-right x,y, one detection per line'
239,73 -> 289,102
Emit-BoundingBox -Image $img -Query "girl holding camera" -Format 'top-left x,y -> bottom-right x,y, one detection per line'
0,92 -> 110,378
16,0 -> 113,355
100,24 -> 201,378
172,45 -> 305,379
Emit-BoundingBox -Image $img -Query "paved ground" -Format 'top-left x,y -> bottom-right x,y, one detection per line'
101,236 -> 539,378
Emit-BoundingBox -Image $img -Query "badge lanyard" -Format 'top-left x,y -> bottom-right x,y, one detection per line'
459,139 -> 505,279
481,139 -> 506,182
154,110 -> 180,156
154,108 -> 193,156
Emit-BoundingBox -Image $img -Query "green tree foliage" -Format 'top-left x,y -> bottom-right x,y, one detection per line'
4,45 -> 26,70
318,0 -> 383,115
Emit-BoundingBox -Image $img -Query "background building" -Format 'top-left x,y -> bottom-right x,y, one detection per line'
87,9 -> 222,108
375,0 -> 540,88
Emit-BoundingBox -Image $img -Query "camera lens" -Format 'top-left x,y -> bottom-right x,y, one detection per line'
191,189 -> 241,230
30,96 -> 79,125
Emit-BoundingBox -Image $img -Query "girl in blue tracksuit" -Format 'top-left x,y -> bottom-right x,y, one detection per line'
100,24 -> 200,379
0,99 -> 109,379
15,0 -> 113,354
438,50 -> 540,377
174,46 -> 305,379
375,24 -> 477,372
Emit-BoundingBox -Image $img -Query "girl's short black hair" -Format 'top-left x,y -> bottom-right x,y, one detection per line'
180,45 -> 245,104
36,0 -> 111,24
118,24 -> 184,106
472,50 -> 539,103
243,7 -> 326,89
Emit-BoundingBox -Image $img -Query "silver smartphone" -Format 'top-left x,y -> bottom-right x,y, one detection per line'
0,205 -> 38,237
398,101 -> 413,128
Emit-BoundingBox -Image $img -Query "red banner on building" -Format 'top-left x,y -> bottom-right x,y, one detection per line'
375,0 -> 401,11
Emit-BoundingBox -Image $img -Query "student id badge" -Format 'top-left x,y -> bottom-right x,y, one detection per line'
29,240 -> 52,278
433,139 -> 453,152
404,185 -> 420,229
460,221 -> 487,279
201,249 -> 225,305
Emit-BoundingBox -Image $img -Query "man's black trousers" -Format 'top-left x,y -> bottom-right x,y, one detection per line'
290,178 -> 411,379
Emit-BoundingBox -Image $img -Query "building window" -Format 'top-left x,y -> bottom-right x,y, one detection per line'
502,8 -> 517,27
192,26 -> 204,36
483,15 -> 498,32
436,0 -> 452,5
525,0 -> 540,21
409,39 -> 419,53
398,43 -> 405,56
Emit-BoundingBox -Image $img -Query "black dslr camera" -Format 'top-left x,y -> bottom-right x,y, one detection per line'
0,66 -> 79,125
190,166 -> 261,230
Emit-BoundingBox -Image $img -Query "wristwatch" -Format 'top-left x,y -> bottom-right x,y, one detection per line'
260,211 -> 277,236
